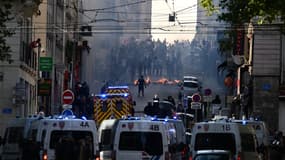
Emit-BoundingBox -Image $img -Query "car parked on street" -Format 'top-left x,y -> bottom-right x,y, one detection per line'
193,150 -> 233,160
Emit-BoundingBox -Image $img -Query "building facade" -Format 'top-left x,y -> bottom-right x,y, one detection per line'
0,0 -> 42,134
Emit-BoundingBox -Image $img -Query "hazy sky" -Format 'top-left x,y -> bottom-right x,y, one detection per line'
152,0 -> 197,43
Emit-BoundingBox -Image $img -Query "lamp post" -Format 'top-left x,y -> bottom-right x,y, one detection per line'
37,38 -> 42,112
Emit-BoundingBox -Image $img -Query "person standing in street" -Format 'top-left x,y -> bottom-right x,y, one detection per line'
137,75 -> 146,97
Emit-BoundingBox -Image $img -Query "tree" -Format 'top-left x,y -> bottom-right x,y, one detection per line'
200,0 -> 285,83
201,0 -> 285,25
0,3 -> 14,62
200,0 -> 285,57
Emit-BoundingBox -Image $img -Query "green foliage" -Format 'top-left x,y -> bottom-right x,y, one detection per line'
201,0 -> 285,25
0,1 -> 43,63
200,0 -> 285,75
0,3 -> 14,62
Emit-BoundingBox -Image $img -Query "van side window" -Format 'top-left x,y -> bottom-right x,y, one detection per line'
102,100 -> 108,112
116,100 -> 123,111
7,127 -> 24,143
240,133 -> 256,152
101,129 -> 112,149
31,129 -> 37,141
41,130 -> 46,146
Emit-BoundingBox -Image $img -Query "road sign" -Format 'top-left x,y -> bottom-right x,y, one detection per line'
192,93 -> 201,102
191,102 -> 202,109
203,95 -> 213,102
62,89 -> 74,105
40,57 -> 53,71
204,88 -> 212,96
38,79 -> 51,96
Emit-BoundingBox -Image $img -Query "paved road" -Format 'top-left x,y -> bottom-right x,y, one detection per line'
270,148 -> 285,160
129,83 -> 180,115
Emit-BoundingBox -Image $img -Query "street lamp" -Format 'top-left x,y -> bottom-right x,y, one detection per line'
37,39 -> 41,78
37,38 -> 42,112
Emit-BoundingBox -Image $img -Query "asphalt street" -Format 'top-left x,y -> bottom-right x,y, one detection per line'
129,83 -> 180,116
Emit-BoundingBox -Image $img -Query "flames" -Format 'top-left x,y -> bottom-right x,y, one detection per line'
133,77 -> 181,85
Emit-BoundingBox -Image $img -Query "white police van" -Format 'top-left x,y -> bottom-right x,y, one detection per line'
190,121 -> 242,160
231,119 -> 270,147
1,115 -> 42,160
112,117 -> 178,160
191,117 -> 262,160
98,119 -> 118,160
231,119 -> 268,160
27,109 -> 100,160
236,123 -> 260,160
182,76 -> 201,95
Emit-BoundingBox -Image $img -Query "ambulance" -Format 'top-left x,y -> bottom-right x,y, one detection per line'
112,116 -> 179,160
27,109 -> 100,160
190,121 -> 242,160
93,86 -> 135,126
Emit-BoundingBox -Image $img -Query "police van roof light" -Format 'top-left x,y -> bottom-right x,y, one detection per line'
108,86 -> 129,89
81,116 -> 87,120
151,117 -> 157,121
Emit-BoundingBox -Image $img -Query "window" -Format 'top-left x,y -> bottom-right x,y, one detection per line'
116,100 -> 123,111
0,72 -> 3,81
195,133 -> 236,154
101,100 -> 108,112
183,81 -> 199,88
50,130 -> 93,150
195,154 -> 230,160
240,133 -> 256,152
6,127 -> 24,143
119,131 -> 163,155
100,129 -> 113,150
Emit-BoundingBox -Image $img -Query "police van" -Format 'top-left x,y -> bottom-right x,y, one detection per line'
112,117 -> 178,160
98,119 -> 118,160
157,118 -> 189,159
236,123 -> 260,160
231,119 -> 268,160
190,121 -> 242,160
1,115 -> 42,160
27,110 -> 100,160
231,119 -> 270,147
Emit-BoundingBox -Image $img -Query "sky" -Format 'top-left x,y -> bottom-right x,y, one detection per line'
152,0 -> 197,43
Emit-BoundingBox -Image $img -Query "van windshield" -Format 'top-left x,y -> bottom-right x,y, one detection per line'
119,131 -> 163,155
50,130 -> 94,150
195,133 -> 236,154
183,82 -> 199,88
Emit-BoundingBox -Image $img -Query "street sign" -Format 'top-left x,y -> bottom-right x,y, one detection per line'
38,79 -> 52,96
191,102 -> 202,109
2,108 -> 12,114
203,95 -> 213,102
204,88 -> 212,96
192,93 -> 201,102
62,89 -> 74,105
40,57 -> 53,71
